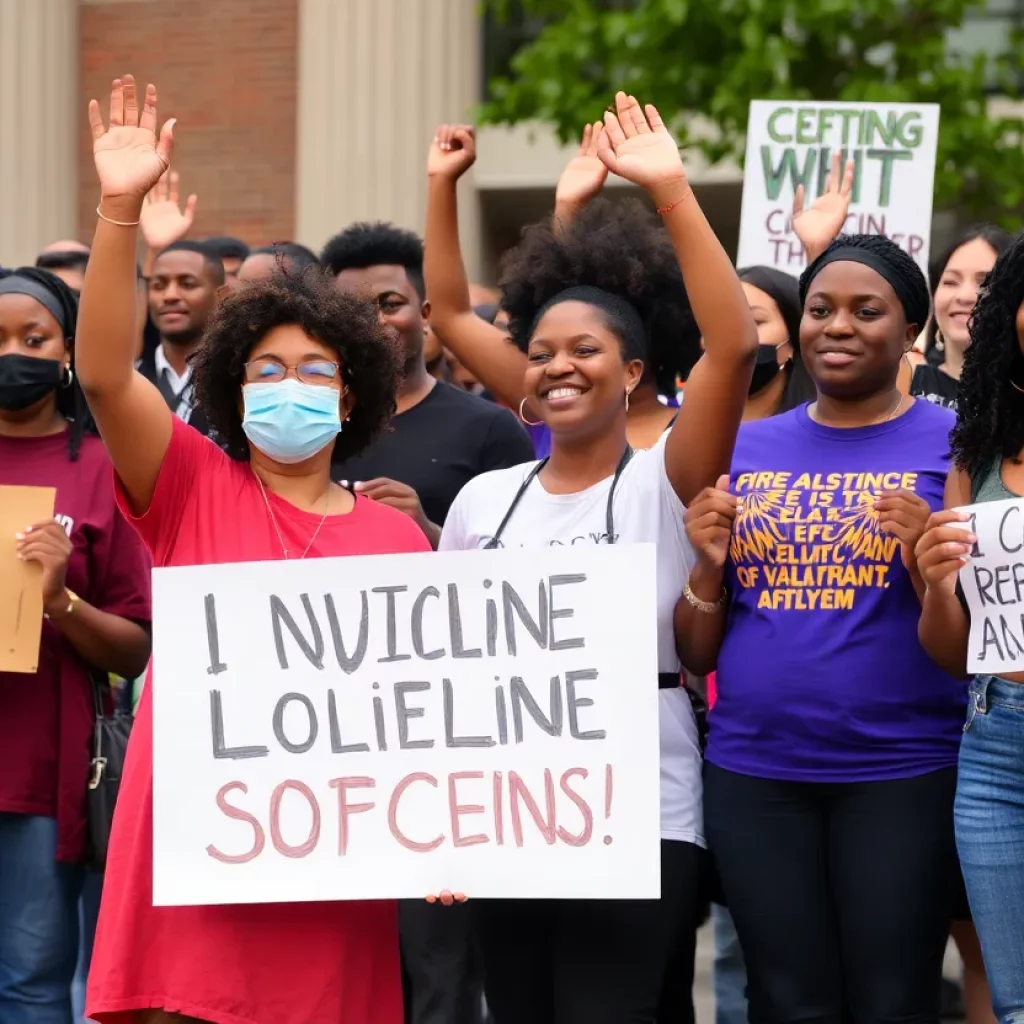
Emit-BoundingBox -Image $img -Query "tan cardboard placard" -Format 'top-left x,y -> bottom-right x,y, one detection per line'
0,486 -> 57,674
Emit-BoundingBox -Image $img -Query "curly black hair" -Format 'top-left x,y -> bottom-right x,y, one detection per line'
497,198 -> 699,395
950,231 -> 1024,480
0,267 -> 95,461
189,267 -> 401,462
320,222 -> 425,300
799,234 -> 931,331
923,224 -> 1012,364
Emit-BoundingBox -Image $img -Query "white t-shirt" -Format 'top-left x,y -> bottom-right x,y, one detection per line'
439,434 -> 704,847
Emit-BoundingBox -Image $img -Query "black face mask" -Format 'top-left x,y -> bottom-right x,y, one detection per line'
0,354 -> 64,412
749,344 -> 784,396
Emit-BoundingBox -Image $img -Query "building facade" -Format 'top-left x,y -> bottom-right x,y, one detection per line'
0,0 -> 1019,273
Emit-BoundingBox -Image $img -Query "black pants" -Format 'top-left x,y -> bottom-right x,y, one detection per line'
399,900 -> 484,1024
704,763 -> 959,1024
474,839 -> 703,1024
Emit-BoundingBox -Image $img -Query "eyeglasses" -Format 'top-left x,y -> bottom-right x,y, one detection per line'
244,357 -> 341,387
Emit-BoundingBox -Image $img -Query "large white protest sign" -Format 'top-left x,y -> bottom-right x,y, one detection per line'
737,100 -> 940,276
956,497 -> 1024,674
151,545 -> 660,906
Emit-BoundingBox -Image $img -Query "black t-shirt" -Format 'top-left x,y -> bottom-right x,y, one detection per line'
910,363 -> 959,411
332,381 -> 535,525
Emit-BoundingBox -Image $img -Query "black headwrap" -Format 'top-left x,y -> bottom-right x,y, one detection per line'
529,285 -> 648,361
0,274 -> 73,335
799,240 -> 931,329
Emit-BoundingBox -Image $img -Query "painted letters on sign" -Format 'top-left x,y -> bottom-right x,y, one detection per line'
150,545 -> 660,905
737,100 -> 940,276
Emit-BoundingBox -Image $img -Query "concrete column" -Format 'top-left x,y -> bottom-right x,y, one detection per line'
295,0 -> 482,276
0,0 -> 78,267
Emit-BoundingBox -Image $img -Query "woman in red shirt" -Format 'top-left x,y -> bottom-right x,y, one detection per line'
79,76 -> 430,1024
0,267 -> 152,1023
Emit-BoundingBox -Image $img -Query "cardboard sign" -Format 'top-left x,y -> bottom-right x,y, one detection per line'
957,497 -> 1024,675
0,486 -> 56,674
737,100 -> 940,276
151,545 -> 660,906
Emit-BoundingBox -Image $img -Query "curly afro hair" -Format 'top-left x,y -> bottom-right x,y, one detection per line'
950,230 -> 1024,480
497,198 -> 699,395
190,267 -> 401,462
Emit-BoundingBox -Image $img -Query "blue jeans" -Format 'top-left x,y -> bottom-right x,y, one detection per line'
71,871 -> 103,1024
0,813 -> 84,1024
956,676 -> 1024,1024
712,905 -> 748,1024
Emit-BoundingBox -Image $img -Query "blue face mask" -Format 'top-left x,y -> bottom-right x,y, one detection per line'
241,378 -> 342,464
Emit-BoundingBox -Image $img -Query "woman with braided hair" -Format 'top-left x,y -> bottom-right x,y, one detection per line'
0,266 -> 152,1022
917,230 -> 1024,1024
677,233 -> 967,1022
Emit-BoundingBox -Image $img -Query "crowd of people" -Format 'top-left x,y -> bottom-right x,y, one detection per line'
1,70 -> 1023,1024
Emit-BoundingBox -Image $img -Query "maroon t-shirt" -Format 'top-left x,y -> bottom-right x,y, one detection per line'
0,431 -> 151,861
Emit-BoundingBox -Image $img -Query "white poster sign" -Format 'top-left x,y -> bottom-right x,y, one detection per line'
956,497 -> 1024,674
151,545 -> 660,906
737,100 -> 940,276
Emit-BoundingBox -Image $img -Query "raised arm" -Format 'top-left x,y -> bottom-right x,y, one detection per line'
553,121 -> 607,236
139,167 -> 197,277
791,152 -> 854,265
597,92 -> 758,505
76,76 -> 178,514
425,125 -> 528,411
916,468 -> 973,678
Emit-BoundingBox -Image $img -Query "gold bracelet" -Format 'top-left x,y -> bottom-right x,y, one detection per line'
682,582 -> 727,614
45,589 -> 79,621
96,205 -> 141,227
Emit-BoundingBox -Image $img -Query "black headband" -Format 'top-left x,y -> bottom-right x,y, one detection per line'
800,247 -> 929,328
0,275 -> 72,335
530,285 -> 647,359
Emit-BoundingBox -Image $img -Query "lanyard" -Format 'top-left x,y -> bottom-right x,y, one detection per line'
485,447 -> 634,549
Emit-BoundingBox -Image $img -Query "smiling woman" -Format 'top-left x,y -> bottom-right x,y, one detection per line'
438,92 -> 758,1022
676,233 -> 969,1023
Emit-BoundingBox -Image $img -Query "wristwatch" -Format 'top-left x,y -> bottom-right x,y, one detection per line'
44,589 -> 79,621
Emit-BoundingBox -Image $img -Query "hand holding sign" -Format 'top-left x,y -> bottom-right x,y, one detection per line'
792,152 -> 854,263
16,519 -> 72,615
875,489 -> 931,573
684,476 -> 737,570
915,510 -> 976,597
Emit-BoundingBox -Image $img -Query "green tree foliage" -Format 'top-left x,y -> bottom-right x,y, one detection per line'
481,0 -> 1024,226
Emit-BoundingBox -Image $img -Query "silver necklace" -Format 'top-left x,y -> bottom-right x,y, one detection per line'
253,472 -> 331,560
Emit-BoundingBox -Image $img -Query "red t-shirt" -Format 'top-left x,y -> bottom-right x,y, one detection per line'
87,418 -> 430,1024
0,431 -> 151,862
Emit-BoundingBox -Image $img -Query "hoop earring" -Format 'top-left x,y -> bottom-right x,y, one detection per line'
61,365 -> 74,389
518,397 -> 543,427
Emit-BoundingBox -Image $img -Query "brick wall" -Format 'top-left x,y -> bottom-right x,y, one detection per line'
78,0 -> 298,247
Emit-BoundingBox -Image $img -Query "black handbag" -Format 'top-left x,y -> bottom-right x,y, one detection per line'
86,674 -> 133,870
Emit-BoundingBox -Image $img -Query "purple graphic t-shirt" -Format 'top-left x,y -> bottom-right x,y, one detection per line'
708,400 -> 966,782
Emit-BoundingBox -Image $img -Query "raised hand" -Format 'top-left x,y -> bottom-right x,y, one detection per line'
140,170 -> 197,251
596,92 -> 688,206
89,75 -> 174,202
915,510 -> 976,597
427,125 -> 476,181
555,122 -> 608,212
684,475 -> 738,570
792,152 -> 854,263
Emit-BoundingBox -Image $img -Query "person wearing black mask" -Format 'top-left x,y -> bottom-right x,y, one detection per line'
0,267 -> 151,1024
